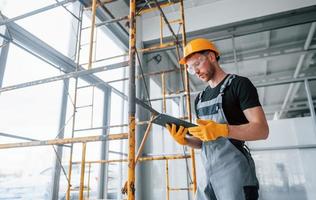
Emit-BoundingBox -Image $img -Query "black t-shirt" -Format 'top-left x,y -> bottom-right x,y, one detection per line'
195,74 -> 261,125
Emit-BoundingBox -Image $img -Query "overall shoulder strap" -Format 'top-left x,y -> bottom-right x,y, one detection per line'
220,74 -> 236,94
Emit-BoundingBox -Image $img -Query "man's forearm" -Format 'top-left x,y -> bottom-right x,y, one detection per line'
228,122 -> 269,141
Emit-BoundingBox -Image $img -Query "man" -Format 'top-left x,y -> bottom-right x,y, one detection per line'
165,38 -> 269,200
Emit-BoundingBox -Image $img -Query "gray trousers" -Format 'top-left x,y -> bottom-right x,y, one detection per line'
195,137 -> 259,200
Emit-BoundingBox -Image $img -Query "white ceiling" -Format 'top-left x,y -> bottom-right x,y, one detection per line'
88,0 -> 316,119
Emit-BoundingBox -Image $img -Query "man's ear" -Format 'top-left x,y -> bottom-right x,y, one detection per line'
208,51 -> 217,62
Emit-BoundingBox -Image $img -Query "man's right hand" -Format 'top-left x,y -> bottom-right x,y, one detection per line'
165,124 -> 188,145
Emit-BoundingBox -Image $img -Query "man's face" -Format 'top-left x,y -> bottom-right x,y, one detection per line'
186,52 -> 215,82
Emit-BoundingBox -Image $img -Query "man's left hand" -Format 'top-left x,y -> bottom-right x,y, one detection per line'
188,119 -> 229,141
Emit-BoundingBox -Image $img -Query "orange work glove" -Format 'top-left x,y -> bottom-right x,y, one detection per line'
188,119 -> 228,141
166,124 -> 188,145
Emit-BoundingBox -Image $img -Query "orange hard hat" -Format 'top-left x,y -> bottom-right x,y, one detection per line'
179,38 -> 220,64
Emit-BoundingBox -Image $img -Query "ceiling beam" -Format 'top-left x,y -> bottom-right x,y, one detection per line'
263,99 -> 316,114
220,40 -> 316,65
143,6 -> 316,46
250,67 -> 316,86
190,5 -> 316,41
278,22 -> 316,119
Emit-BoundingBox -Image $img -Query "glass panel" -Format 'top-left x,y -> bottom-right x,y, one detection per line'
0,147 -> 55,199
1,0 -> 75,57
0,40 -> 64,200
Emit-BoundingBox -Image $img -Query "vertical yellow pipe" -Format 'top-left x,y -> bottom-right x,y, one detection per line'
179,0 -> 197,194
128,0 -> 136,200
128,117 -> 136,200
162,72 -> 166,113
87,163 -> 91,199
79,142 -> 87,200
165,160 -> 170,200
88,0 -> 97,69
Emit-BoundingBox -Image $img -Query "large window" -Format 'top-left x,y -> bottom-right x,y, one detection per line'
0,38 -> 65,199
0,1 -> 123,199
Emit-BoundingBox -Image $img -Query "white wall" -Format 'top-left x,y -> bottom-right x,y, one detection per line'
248,117 -> 316,200
249,117 -> 316,148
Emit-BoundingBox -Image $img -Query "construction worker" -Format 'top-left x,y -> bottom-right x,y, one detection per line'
166,38 -> 269,200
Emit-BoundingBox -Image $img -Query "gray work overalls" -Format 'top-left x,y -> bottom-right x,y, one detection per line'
195,74 -> 259,200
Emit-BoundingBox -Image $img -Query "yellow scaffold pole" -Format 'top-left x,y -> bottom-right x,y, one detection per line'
88,0 -> 97,69
128,0 -> 136,199
179,0 -> 197,194
79,142 -> 87,200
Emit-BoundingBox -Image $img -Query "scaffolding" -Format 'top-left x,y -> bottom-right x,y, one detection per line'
0,1 -> 197,200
